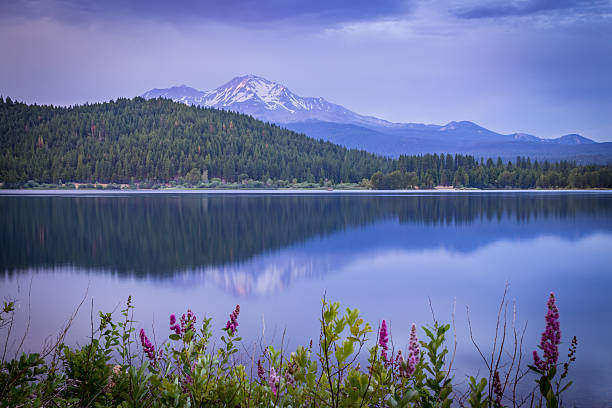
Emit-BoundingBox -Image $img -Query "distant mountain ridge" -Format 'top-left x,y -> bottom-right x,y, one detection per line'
142,75 -> 611,163
142,75 -> 392,127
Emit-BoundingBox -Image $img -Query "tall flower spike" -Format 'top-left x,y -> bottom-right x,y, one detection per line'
139,328 -> 156,362
225,304 -> 240,335
407,323 -> 420,377
568,336 -> 577,362
493,370 -> 503,406
379,320 -> 389,363
561,336 -> 578,378
396,350 -> 407,377
268,366 -> 280,396
398,323 -> 420,378
533,292 -> 561,372
257,359 -> 266,382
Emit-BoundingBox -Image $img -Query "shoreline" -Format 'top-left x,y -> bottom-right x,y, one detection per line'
1,188 -> 611,195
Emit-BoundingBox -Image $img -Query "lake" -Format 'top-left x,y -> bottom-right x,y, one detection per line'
1,190 -> 611,406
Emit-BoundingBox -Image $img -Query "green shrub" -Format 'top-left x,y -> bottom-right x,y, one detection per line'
0,293 -> 577,407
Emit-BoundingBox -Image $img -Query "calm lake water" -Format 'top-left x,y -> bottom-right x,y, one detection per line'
1,190 -> 611,406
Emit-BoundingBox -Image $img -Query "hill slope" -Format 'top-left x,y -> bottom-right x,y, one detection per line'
0,97 -> 392,184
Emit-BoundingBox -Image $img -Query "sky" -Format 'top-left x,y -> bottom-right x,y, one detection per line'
0,0 -> 611,141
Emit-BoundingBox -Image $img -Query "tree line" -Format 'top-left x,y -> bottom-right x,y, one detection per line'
1,96 -> 610,189
371,154 -> 612,189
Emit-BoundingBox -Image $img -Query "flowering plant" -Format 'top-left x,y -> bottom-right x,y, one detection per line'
0,292 -> 577,407
528,292 -> 577,408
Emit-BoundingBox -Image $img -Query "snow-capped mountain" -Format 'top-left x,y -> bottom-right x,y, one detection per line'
142,75 -> 394,127
141,75 -> 610,163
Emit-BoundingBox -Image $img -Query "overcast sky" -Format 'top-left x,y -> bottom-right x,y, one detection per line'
1,0 -> 611,140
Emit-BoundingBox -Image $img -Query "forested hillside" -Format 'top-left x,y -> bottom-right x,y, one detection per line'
0,97 -> 393,184
1,96 -> 611,189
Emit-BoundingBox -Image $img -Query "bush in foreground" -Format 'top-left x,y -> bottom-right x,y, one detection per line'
0,293 -> 577,407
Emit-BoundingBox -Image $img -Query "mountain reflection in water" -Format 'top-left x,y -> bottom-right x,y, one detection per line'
2,193 -> 611,293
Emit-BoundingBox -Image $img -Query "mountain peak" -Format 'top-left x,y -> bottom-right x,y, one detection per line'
141,84 -> 204,102
550,134 -> 595,145
440,121 -> 488,132
206,74 -> 301,113
221,74 -> 278,89
511,132 -> 541,142
235,74 -> 273,82
141,74 -> 389,126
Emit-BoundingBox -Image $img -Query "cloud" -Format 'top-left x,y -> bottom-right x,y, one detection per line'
453,0 -> 612,19
1,0 -> 611,141
0,0 -> 413,27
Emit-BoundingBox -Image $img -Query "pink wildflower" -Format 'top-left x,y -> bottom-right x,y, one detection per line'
397,324 -> 420,378
533,292 -> 561,372
268,366 -> 280,396
169,313 -> 182,335
379,320 -> 389,363
225,304 -> 240,335
169,309 -> 196,337
139,328 -> 156,362
407,323 -> 420,376
181,309 -> 196,332
257,359 -> 265,382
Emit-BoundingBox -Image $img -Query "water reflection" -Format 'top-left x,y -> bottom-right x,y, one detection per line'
2,192 -> 611,284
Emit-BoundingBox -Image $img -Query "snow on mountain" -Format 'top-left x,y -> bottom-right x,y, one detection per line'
141,75 -> 598,150
142,75 -> 395,127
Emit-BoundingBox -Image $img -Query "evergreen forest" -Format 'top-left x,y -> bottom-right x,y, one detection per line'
0,97 -> 392,185
1,96 -> 611,189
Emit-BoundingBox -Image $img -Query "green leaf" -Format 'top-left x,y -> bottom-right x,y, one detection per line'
548,365 -> 557,380
527,364 -> 543,374
169,334 -> 181,341
560,380 -> 573,393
